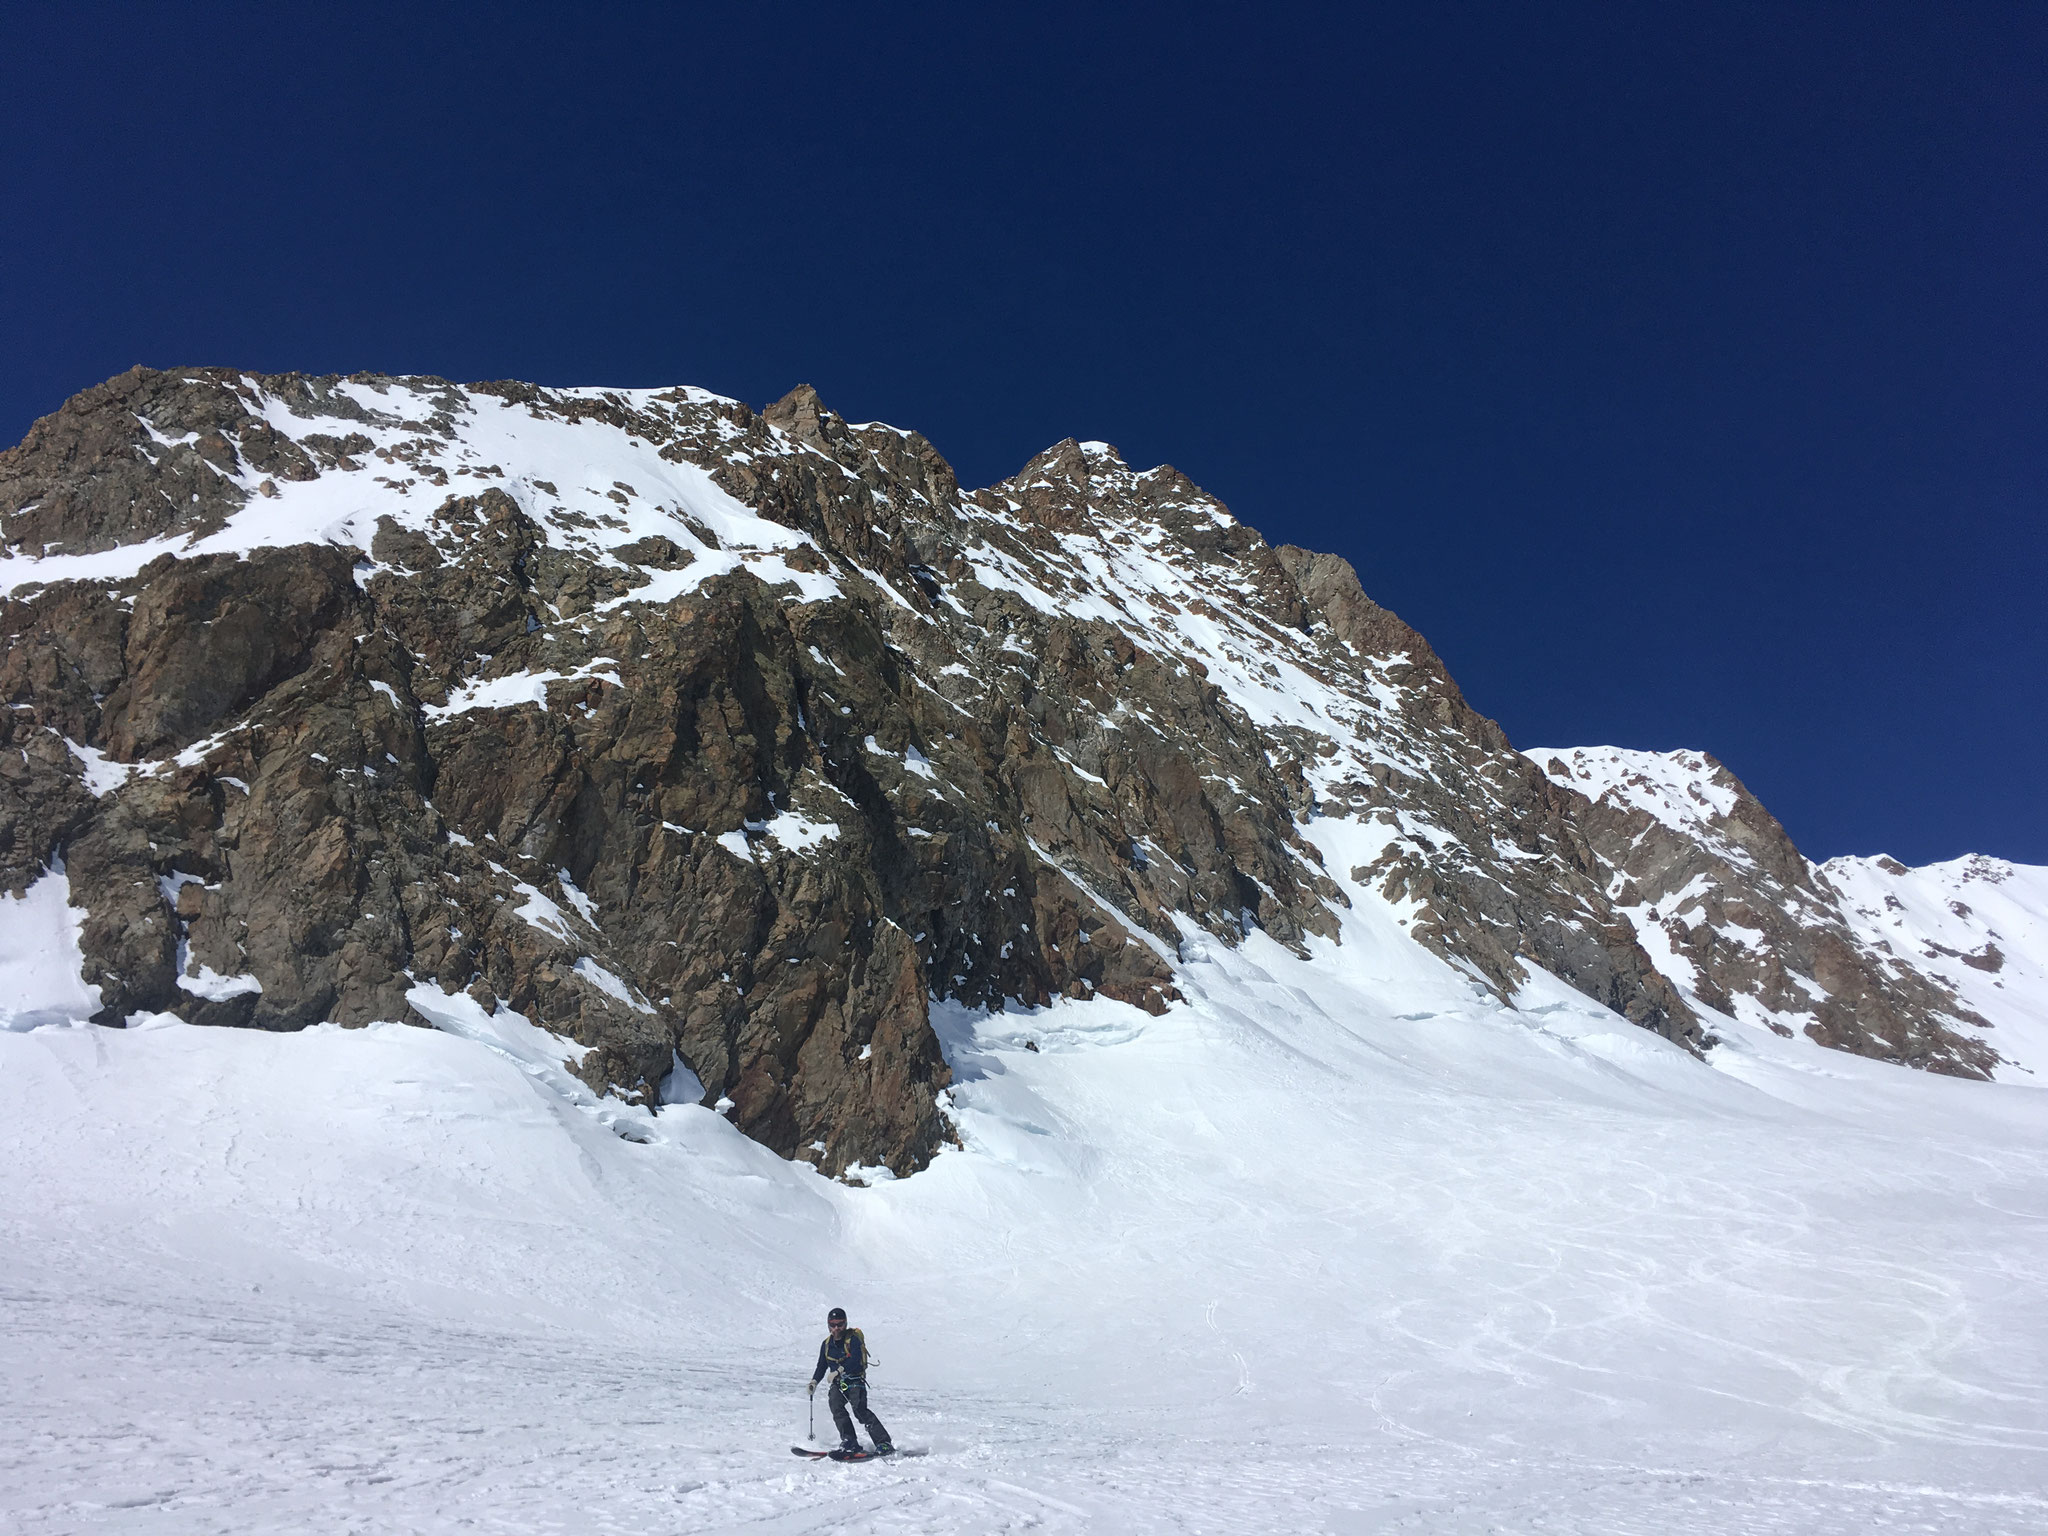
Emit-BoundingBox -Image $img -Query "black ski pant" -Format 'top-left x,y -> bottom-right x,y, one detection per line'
827,1376 -> 890,1448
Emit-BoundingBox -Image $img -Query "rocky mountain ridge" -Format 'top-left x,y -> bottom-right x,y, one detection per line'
1528,745 -> 2043,1078
2,368 -> 2036,1174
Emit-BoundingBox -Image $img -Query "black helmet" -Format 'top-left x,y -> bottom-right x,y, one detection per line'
827,1307 -> 847,1324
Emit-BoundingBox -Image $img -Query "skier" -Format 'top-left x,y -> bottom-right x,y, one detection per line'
808,1307 -> 893,1455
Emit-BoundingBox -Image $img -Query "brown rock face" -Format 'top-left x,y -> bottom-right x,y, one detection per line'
104,546 -> 360,759
6,366 -> 1959,1178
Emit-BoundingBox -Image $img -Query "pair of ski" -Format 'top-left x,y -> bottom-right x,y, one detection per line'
790,1445 -> 921,1463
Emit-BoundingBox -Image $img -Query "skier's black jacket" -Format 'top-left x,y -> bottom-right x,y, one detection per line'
812,1330 -> 869,1385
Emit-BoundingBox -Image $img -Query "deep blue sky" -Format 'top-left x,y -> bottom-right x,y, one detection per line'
5,3 -> 2043,865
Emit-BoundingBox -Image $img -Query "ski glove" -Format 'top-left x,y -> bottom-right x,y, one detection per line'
807,1380 -> 817,1397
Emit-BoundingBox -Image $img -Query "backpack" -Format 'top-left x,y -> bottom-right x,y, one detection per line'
850,1326 -> 879,1370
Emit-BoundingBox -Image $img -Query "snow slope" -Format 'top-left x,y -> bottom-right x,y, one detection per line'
6,848 -> 2048,1534
1826,853 -> 2048,1079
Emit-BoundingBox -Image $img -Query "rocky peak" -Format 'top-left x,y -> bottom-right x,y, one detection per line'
1001,438 -> 1099,533
762,382 -> 830,444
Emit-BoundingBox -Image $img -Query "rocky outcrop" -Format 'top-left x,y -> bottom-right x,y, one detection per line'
1272,549 -> 1697,1046
1528,747 -> 1998,1077
2,368 -> 1999,1178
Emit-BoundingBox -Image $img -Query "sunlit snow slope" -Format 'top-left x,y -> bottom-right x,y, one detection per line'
6,838 -> 2048,1535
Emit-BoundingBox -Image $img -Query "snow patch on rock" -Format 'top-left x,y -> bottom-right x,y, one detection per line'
1526,744 -> 1740,833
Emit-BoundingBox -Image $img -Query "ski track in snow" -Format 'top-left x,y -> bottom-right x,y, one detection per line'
8,1273 -> 2046,1536
9,1293 -> 2042,1536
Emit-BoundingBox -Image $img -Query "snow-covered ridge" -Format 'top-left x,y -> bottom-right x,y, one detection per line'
6,373 -> 1435,822
3,374 -> 1368,767
1826,852 -> 2048,1073
0,376 -> 837,607
1529,743 -> 2048,1080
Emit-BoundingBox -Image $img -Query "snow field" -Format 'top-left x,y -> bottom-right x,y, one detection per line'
6,837 -> 2048,1533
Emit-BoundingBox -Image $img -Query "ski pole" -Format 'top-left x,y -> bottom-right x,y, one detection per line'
808,1383 -> 815,1443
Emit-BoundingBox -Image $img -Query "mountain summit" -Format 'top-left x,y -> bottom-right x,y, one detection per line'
2,368 -> 2038,1173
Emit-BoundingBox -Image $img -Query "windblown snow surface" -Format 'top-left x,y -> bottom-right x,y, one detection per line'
6,826 -> 2048,1536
